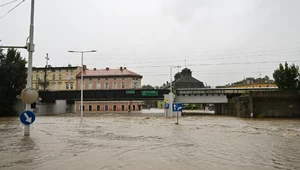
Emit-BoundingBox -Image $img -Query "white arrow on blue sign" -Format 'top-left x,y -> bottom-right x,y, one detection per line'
164,103 -> 169,109
172,103 -> 183,112
20,111 -> 36,125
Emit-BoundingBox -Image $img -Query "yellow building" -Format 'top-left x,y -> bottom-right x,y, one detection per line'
228,83 -> 277,88
32,65 -> 81,91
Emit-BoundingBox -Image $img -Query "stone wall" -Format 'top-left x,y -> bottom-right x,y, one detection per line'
221,91 -> 300,118
251,91 -> 300,118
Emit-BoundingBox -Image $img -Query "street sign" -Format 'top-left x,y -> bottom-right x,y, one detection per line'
126,90 -> 135,94
164,103 -> 169,109
141,90 -> 158,96
172,103 -> 183,112
164,98 -> 169,103
20,111 -> 36,125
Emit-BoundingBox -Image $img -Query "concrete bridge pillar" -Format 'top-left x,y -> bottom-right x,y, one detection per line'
214,104 -> 223,115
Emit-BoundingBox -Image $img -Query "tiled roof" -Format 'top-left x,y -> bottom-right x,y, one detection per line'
77,68 -> 142,78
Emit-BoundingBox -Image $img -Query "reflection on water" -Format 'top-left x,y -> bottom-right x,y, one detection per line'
0,115 -> 300,170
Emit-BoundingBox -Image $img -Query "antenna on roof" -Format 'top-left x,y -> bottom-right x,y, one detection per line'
184,59 -> 187,68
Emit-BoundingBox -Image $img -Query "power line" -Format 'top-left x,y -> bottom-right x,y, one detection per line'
126,60 -> 300,68
0,0 -> 19,8
88,50 -> 300,66
0,0 -> 25,20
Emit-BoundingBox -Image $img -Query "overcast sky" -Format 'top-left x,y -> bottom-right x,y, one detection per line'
1,0 -> 300,87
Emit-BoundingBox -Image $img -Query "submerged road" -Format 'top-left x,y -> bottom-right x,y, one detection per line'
0,115 -> 300,170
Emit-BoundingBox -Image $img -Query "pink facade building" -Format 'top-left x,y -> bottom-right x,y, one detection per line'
75,67 -> 143,113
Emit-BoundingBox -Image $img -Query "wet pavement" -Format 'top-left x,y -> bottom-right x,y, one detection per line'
1,114 -> 300,170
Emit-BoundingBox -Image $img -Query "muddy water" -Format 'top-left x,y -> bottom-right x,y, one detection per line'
0,115 -> 300,170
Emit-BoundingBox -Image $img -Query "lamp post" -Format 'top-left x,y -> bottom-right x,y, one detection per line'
68,50 -> 96,123
44,53 -> 49,90
169,65 -> 181,117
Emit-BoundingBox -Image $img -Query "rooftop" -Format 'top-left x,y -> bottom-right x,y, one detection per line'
77,67 -> 143,78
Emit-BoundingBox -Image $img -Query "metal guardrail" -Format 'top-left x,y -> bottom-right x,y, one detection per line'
176,88 -> 278,95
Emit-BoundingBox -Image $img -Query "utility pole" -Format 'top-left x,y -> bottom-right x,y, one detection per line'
44,53 -> 49,90
24,0 -> 35,136
169,65 -> 181,117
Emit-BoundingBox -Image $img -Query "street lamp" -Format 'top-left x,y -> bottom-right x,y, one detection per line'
44,53 -> 49,90
68,50 -> 97,122
169,65 -> 181,117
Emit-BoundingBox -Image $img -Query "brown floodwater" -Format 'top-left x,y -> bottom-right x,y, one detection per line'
0,114 -> 300,170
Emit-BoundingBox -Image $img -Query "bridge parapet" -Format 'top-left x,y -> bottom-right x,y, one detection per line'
176,88 -> 278,95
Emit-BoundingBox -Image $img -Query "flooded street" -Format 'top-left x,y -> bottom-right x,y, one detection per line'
1,115 -> 300,170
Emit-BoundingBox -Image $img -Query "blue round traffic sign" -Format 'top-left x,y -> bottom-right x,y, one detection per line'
20,111 -> 36,125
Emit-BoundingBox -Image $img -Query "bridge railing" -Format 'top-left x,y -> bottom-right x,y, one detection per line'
176,87 -> 278,95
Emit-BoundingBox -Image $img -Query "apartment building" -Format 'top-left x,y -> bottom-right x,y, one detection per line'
75,67 -> 143,113
32,65 -> 81,91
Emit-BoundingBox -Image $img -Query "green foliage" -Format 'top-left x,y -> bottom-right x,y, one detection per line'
0,49 -> 27,116
257,114 -> 264,118
273,62 -> 300,89
142,84 -> 154,89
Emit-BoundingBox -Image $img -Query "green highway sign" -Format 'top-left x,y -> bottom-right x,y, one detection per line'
126,90 -> 135,94
141,90 -> 158,96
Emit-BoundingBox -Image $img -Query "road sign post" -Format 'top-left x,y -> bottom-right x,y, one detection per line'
172,103 -> 182,125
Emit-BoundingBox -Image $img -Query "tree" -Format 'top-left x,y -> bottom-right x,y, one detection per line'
273,62 -> 300,89
0,48 -> 27,116
142,84 -> 154,89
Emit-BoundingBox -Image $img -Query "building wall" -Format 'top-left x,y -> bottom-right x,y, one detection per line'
75,101 -> 142,113
228,83 -> 277,88
76,77 -> 141,90
32,66 -> 81,91
218,91 -> 300,118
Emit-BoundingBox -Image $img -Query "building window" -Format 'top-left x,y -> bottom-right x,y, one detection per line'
122,82 -> 126,89
113,105 -> 117,111
96,82 -> 100,89
52,74 -> 55,81
66,73 -> 69,80
105,105 -> 108,111
82,105 -> 85,111
36,74 -> 39,81
105,82 -> 109,89
133,82 -> 138,89
70,83 -> 73,90
59,74 -> 62,81
51,83 -> 55,90
133,105 -> 136,111
113,82 -> 117,89
89,105 -> 92,111
82,82 -> 85,89
66,83 -> 69,90
58,83 -> 62,90
128,105 -> 131,111
97,105 -> 100,111
121,105 -> 125,111
89,79 -> 93,89
35,84 -> 39,90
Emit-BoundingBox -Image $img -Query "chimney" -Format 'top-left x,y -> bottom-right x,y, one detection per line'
120,66 -> 123,71
83,65 -> 87,71
106,67 -> 109,71
93,68 -> 96,71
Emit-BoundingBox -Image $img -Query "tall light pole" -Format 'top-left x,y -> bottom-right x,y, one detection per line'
68,50 -> 96,123
24,0 -> 35,136
44,53 -> 49,90
169,65 -> 181,117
